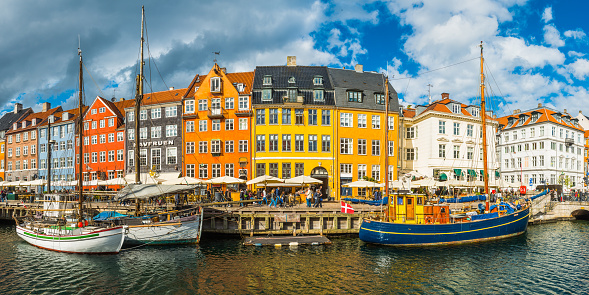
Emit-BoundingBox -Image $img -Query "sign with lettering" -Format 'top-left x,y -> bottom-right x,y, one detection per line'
133,140 -> 174,148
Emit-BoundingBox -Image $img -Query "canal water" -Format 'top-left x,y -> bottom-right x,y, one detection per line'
0,221 -> 587,294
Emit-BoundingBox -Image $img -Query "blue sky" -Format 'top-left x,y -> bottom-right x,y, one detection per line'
0,0 -> 587,118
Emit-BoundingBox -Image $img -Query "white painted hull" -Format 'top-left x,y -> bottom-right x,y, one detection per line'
16,224 -> 125,254
125,213 -> 203,246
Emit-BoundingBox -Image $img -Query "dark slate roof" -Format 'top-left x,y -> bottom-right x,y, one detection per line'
0,107 -> 33,132
328,68 -> 399,112
252,66 -> 335,106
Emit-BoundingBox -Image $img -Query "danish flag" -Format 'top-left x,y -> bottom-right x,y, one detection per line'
341,201 -> 354,214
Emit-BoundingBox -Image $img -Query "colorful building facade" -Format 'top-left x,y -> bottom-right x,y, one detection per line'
0,103 -> 32,181
182,64 -> 253,181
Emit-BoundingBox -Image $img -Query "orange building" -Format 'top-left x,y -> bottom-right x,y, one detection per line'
78,96 -> 134,189
182,64 -> 253,181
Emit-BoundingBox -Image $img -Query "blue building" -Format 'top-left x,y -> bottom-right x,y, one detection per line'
38,108 -> 81,191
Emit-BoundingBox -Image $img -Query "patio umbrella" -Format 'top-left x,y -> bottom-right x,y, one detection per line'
389,180 -> 419,189
163,176 -> 204,185
27,179 -> 47,186
284,175 -> 322,185
413,178 -> 441,187
246,175 -> 284,186
208,176 -> 245,184
343,180 -> 384,188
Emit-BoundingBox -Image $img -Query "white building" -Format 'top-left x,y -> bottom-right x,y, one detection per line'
399,93 -> 499,182
498,105 -> 584,189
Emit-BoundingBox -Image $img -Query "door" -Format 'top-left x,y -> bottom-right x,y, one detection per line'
406,197 -> 414,220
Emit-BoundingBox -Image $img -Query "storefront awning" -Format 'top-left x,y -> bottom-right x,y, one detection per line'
454,169 -> 462,177
495,170 -> 500,177
468,169 -> 477,177
439,173 -> 448,181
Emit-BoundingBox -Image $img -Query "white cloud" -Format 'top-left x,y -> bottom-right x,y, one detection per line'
542,7 -> 553,23
564,29 -> 587,39
566,59 -> 589,80
543,24 -> 565,47
568,51 -> 585,58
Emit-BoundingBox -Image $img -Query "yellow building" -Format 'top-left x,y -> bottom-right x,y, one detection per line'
251,61 -> 337,199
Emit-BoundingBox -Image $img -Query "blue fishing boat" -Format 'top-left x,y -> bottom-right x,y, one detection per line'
359,42 -> 543,246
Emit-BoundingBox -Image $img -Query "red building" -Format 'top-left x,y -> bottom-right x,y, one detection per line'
77,96 -> 134,189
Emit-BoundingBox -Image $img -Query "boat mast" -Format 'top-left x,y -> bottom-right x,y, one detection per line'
134,6 -> 144,184
385,77 -> 391,222
78,46 -> 84,222
480,41 -> 490,211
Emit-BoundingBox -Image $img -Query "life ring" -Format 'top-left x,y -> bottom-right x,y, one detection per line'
425,216 -> 433,224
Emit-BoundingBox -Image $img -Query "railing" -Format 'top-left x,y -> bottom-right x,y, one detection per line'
207,108 -> 225,119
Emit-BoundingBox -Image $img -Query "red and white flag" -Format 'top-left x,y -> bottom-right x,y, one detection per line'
341,201 -> 354,214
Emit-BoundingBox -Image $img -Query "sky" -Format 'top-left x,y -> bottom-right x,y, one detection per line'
1,0 -> 588,118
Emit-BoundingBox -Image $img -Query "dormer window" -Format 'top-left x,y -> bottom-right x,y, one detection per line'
21,121 -> 26,128
210,77 -> 221,92
375,93 -> 385,105
32,118 -> 37,126
471,107 -> 480,117
63,112 -> 69,121
262,89 -> 272,101
236,83 -> 245,92
313,76 -> 323,85
531,113 -> 539,123
517,115 -> 526,126
347,91 -> 363,103
288,76 -> 296,83
48,115 -> 54,123
13,123 -> 17,130
313,89 -> 324,102
263,75 -> 272,85
451,103 -> 461,114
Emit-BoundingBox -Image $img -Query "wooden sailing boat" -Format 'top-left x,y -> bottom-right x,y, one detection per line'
104,6 -> 203,246
14,45 -> 125,254
359,42 -> 547,246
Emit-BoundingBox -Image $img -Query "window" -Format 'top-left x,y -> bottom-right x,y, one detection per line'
375,93 -> 385,105
239,140 -> 248,153
282,108 -> 291,124
186,164 -> 195,178
295,163 -> 304,177
451,104 -> 461,114
269,163 -> 278,177
225,119 -> 234,131
256,163 -> 266,177
16,134 -> 20,142
128,151 -> 134,166
358,164 -> 367,179
321,110 -> 330,126
372,115 -> 380,129
269,109 -> 278,124
7,135 -> 11,143
357,139 -> 367,155
262,89 -> 272,101
322,135 -> 330,152
199,141 -> 208,153
221,98 -> 234,111
308,135 -> 317,152
313,76 -> 323,85
225,140 -> 234,153
99,120 -> 105,128
406,126 -> 416,139
91,109 -> 97,115
128,129 -> 135,140
256,135 -> 265,152
239,118 -> 248,130
371,165 -> 380,181
140,149 -> 147,166
313,89 -> 324,101
439,144 -> 446,158
348,91 -> 362,102
439,121 -> 446,134
212,120 -> 221,131
357,114 -> 367,128
282,134 -> 291,152
238,96 -> 249,110
31,145 -> 36,155
340,138 -> 353,154
256,109 -> 265,125
263,75 -> 272,85
294,135 -> 304,152
23,132 -> 28,141
128,111 -> 135,122
151,108 -> 161,119
166,106 -> 177,117
139,110 -> 147,121
467,147 -> 474,160
166,125 -> 177,137
22,146 -> 27,155
453,146 -> 460,159
340,113 -> 353,127
91,135 -> 98,144
117,149 -> 124,161
100,134 -> 106,144
139,128 -> 147,140
295,109 -> 304,125
210,77 -> 221,92
388,117 -> 395,130
372,140 -> 380,156
100,151 -> 106,162
308,109 -> 317,125
282,163 -> 291,179
466,124 -> 473,137
388,141 -> 394,156
31,159 -> 36,169
199,120 -> 207,132
108,150 -> 115,162
32,130 -> 37,139
186,121 -> 195,132
186,142 -> 195,154
269,134 -> 278,152
91,152 -> 98,163
540,126 -> 545,136
198,100 -> 207,111
108,133 -> 114,143
185,100 -> 195,113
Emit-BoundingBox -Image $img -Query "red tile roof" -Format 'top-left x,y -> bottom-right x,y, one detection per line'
141,88 -> 187,106
7,106 -> 62,134
226,71 -> 254,94
38,106 -> 88,127
498,108 -> 583,131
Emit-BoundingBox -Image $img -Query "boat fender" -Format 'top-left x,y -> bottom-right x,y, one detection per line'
78,221 -> 84,228
84,220 -> 88,227
425,216 -> 433,224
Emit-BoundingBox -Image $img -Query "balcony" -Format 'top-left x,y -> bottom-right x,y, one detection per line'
235,109 -> 253,117
207,108 -> 225,119
565,138 -> 574,146
283,96 -> 304,105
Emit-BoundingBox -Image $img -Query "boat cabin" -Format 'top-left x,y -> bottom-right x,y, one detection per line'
389,194 -> 450,224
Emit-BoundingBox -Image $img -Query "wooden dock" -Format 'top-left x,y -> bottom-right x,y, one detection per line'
244,235 -> 331,246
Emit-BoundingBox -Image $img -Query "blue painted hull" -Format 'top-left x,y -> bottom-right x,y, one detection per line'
359,207 -> 530,246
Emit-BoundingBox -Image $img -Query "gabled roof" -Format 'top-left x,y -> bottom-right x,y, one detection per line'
38,106 -> 88,127
498,108 -> 584,131
6,106 -> 62,134
328,67 -> 399,111
403,109 -> 416,118
141,88 -> 187,106
226,71 -> 254,95
421,98 -> 475,117
0,107 -> 33,132
182,74 -> 206,98
114,99 -> 135,113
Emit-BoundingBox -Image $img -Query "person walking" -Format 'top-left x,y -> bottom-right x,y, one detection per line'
306,187 -> 313,208
313,188 -> 323,208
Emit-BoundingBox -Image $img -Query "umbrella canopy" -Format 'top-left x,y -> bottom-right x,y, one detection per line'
5,181 -> 24,186
26,179 -> 48,186
404,171 -> 425,179
104,177 -> 129,186
124,173 -> 164,184
389,180 -> 419,189
413,178 -> 441,187
343,180 -> 384,188
246,175 -> 284,185
163,176 -> 204,185
208,176 -> 245,184
284,175 -> 322,185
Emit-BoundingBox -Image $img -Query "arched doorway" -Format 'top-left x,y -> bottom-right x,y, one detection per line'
310,167 -> 329,200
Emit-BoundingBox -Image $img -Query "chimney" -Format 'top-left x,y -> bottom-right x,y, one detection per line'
355,64 -> 363,73
493,115 -> 497,119
538,103 -> 542,108
42,102 -> 51,112
564,109 -> 567,114
287,56 -> 296,66
120,98 -> 125,101
580,110 -> 582,115
441,93 -> 449,100
14,103 -> 22,114
169,87 -> 175,90
513,109 -> 520,114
